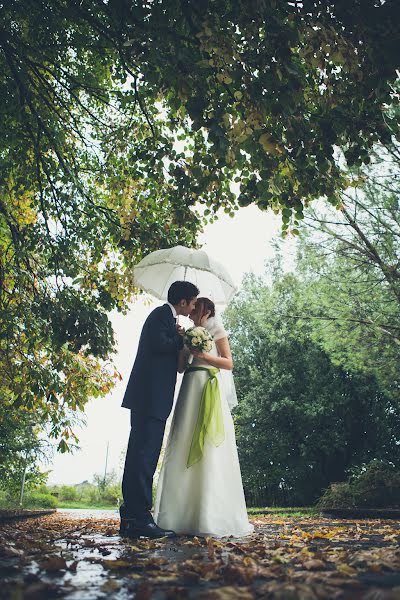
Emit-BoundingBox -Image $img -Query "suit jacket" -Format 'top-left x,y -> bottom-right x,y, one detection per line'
121,303 -> 184,420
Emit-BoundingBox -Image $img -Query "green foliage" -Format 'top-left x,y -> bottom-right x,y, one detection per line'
23,492 -> 58,509
58,485 -> 78,502
1,2 -> 399,477
0,409 -> 50,500
93,469 -> 118,493
46,470 -> 122,507
224,269 -> 400,506
0,0 -> 199,455
316,460 -> 400,509
227,148 -> 400,507
101,484 -> 122,504
298,142 -> 400,404
247,507 -> 318,518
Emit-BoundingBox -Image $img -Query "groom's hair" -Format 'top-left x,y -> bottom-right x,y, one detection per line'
168,281 -> 199,305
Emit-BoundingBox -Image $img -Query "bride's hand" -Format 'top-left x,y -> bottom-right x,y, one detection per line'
191,348 -> 209,361
200,310 -> 211,327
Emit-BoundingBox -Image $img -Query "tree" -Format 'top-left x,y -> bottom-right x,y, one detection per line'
1,1 -> 399,452
224,270 -> 399,506
298,142 -> 400,402
93,469 -> 118,493
0,407 -> 49,500
1,0 -> 202,454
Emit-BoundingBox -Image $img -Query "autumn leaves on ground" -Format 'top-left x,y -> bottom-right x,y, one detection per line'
1,512 -> 399,599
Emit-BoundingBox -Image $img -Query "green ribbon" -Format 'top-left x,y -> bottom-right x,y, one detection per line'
186,366 -> 225,468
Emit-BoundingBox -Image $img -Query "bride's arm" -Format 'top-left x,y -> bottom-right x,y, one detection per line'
177,346 -> 191,373
192,337 -> 233,370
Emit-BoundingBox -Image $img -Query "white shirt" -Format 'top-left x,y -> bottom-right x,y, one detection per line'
167,302 -> 177,320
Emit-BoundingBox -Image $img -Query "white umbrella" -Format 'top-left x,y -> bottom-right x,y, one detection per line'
133,245 -> 237,305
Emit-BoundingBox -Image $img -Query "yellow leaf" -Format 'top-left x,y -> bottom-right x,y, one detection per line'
102,559 -> 131,570
206,536 -> 216,560
337,563 -> 358,576
101,579 -> 121,592
259,133 -> 282,155
242,556 -> 257,567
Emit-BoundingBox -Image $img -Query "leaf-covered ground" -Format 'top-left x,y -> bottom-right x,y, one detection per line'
0,513 -> 399,599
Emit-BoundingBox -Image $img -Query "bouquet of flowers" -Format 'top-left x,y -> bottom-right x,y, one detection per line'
183,326 -> 213,363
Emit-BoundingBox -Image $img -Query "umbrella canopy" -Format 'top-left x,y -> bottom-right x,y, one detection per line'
133,245 -> 237,305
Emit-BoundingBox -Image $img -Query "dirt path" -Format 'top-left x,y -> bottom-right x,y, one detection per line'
0,513 -> 399,599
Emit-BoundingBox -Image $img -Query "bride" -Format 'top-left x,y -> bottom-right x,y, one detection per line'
154,297 -> 254,538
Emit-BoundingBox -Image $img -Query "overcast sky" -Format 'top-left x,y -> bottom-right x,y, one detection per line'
46,205 -> 296,485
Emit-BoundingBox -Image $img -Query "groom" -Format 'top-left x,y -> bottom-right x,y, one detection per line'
119,280 -> 199,538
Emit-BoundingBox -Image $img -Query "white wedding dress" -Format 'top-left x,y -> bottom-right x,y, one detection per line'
154,318 -> 254,538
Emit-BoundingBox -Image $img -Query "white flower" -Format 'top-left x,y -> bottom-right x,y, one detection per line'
183,325 -> 213,352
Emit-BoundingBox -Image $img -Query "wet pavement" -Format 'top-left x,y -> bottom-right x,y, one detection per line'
0,510 -> 399,599
56,508 -> 120,520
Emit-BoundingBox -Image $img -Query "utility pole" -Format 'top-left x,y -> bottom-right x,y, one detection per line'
103,441 -> 109,488
19,425 -> 36,507
19,456 -> 28,507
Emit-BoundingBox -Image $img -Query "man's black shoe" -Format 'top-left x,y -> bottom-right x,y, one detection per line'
119,518 -> 176,539
119,517 -> 133,536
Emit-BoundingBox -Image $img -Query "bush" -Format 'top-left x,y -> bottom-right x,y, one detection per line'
316,460 -> 400,509
59,485 -> 78,501
100,483 -> 122,504
86,486 -> 100,504
24,492 -> 58,509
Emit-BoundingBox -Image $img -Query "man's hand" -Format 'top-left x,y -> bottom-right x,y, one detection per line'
176,324 -> 185,336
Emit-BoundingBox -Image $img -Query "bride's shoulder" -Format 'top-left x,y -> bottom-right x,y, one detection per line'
206,316 -> 227,341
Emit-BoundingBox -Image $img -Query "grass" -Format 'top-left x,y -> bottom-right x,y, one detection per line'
0,499 -> 22,510
1,495 -> 316,517
247,506 -> 319,518
57,502 -> 118,510
0,498 -> 117,512
57,504 -> 318,516
0,501 -> 55,512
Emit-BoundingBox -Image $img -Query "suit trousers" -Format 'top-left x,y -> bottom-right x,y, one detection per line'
120,410 -> 166,524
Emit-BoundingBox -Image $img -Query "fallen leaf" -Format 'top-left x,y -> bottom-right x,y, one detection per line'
337,563 -> 358,576
222,564 -> 256,585
194,586 -> 254,599
40,555 -> 67,572
242,556 -> 257,567
68,559 -> 78,572
101,559 -> 132,570
303,559 -> 326,570
206,536 -> 216,560
22,581 -> 64,599
101,579 -> 121,593
144,557 -> 169,570
1,545 -> 24,557
192,536 -> 202,546
134,582 -> 153,600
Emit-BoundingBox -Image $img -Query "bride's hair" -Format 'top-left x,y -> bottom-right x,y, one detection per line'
195,297 -> 215,320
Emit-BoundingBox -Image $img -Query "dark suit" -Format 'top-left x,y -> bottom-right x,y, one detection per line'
120,303 -> 183,522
